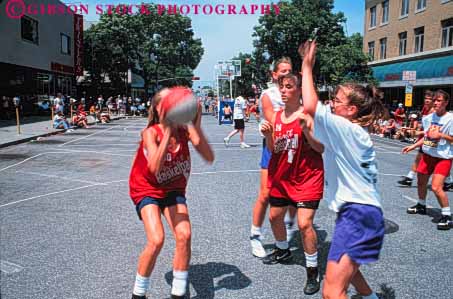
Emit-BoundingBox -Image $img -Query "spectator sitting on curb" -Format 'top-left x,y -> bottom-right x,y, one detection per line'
100,108 -> 111,123
72,110 -> 90,128
54,111 -> 73,132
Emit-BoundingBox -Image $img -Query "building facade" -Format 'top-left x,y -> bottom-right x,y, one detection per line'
0,0 -> 83,103
364,0 -> 453,109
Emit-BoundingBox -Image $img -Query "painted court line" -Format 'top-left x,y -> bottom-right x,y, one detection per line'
58,125 -> 119,147
0,260 -> 24,274
16,170 -> 107,185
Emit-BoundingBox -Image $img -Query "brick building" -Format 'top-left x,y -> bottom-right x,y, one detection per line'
364,0 -> 453,109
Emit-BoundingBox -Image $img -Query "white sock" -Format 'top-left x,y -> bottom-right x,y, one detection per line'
441,207 -> 451,216
133,273 -> 150,296
276,240 -> 289,250
362,292 -> 379,299
304,251 -> 318,268
251,225 -> 262,236
407,171 -> 416,179
418,199 -> 426,206
171,270 -> 188,296
284,213 -> 295,226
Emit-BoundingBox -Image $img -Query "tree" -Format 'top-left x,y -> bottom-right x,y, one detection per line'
252,0 -> 373,87
83,5 -> 203,96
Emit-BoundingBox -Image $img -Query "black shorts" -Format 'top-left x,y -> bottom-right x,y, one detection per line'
269,197 -> 320,210
224,114 -> 232,120
135,192 -> 186,220
234,119 -> 245,130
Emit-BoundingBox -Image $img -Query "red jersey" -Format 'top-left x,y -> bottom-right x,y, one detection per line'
421,105 -> 432,116
129,125 -> 191,204
394,108 -> 405,125
268,110 -> 324,202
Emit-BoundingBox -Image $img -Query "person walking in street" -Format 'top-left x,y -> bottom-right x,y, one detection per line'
224,96 -> 251,148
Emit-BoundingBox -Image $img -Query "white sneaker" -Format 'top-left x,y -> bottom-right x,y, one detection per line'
250,235 -> 266,258
240,142 -> 251,148
286,222 -> 298,242
223,137 -> 230,147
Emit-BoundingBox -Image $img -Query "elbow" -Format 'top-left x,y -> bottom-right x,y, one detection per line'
205,151 -> 215,164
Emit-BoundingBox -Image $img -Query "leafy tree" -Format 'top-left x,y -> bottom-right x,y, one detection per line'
83,5 -> 203,96
252,0 -> 373,87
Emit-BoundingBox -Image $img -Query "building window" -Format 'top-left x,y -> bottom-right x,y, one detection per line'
382,1 -> 389,24
400,0 -> 410,16
370,6 -> 377,28
414,27 -> 424,53
368,41 -> 375,60
416,0 -> 426,11
21,16 -> 39,45
441,19 -> 453,48
379,38 -> 387,59
61,33 -> 71,55
399,32 -> 407,55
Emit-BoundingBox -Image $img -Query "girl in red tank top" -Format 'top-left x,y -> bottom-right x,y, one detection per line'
129,88 -> 214,299
261,73 -> 324,295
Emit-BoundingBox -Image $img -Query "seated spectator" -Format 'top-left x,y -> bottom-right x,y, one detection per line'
72,110 -> 89,128
53,112 -> 71,130
397,113 -> 419,142
100,108 -> 111,123
383,118 -> 396,138
222,103 -> 232,121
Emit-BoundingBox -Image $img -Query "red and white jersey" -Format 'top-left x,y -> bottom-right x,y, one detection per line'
268,110 -> 324,202
129,125 -> 191,204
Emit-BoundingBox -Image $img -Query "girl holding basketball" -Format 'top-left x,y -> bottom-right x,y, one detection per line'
260,73 -> 324,295
129,88 -> 214,299
300,40 -> 386,299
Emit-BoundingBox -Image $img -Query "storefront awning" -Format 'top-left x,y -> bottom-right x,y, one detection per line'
372,55 -> 453,87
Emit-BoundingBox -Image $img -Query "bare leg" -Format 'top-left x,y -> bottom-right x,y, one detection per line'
432,174 -> 450,208
163,204 -> 191,271
417,173 -> 430,200
322,255 -> 359,299
269,206 -> 288,242
252,169 -> 270,227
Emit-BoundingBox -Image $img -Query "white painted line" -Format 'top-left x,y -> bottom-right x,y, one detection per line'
209,142 -> 261,145
1,260 -> 24,274
58,125 -> 119,147
378,172 -> 404,177
0,152 -> 59,173
16,170 -> 107,185
192,169 -> 260,175
65,143 -> 137,147
0,184 -> 103,208
52,149 -> 133,157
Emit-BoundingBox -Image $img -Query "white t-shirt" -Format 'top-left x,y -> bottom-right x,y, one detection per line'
233,97 -> 246,120
422,112 -> 453,159
258,84 -> 284,136
313,102 -> 382,212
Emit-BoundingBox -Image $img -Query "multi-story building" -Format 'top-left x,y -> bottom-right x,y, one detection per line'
364,0 -> 453,109
0,0 -> 83,105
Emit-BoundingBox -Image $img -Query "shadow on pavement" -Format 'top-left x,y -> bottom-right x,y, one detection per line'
165,262 -> 251,299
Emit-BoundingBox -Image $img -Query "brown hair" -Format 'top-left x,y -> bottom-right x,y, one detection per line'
424,90 -> 434,98
147,88 -> 169,128
435,89 -> 450,102
273,57 -> 293,72
337,83 -> 388,127
277,72 -> 301,87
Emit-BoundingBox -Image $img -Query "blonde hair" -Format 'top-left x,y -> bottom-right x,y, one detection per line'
147,88 -> 169,128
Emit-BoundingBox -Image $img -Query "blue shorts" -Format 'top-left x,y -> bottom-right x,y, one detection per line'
135,192 -> 187,220
260,139 -> 272,169
328,203 -> 384,265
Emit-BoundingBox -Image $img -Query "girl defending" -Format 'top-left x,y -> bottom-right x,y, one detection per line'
261,73 -> 324,295
129,89 -> 214,299
301,41 -> 386,299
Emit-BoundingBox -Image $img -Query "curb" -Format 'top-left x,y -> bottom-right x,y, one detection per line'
0,116 -> 128,149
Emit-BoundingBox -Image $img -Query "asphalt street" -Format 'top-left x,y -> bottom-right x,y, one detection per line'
0,115 -> 452,299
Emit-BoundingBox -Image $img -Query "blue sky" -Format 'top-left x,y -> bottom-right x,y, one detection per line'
73,0 -> 364,86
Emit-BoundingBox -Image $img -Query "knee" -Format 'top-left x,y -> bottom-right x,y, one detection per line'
298,219 -> 314,233
175,227 -> 191,245
269,211 -> 283,226
322,286 -> 345,299
431,183 -> 444,195
146,233 -> 165,251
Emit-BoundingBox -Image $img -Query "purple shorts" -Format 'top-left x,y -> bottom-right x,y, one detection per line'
328,203 -> 384,265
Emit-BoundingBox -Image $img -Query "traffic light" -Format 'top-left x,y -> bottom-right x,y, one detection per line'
192,76 -> 200,80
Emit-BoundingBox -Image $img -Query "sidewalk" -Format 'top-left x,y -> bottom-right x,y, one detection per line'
0,115 -> 125,148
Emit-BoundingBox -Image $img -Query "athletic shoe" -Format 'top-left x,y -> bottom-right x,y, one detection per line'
443,182 -> 453,191
397,176 -> 413,186
250,235 -> 266,258
170,295 -> 186,299
437,215 -> 452,230
406,203 -> 427,215
303,267 -> 320,295
285,222 -> 298,242
240,142 -> 251,148
223,137 -> 230,147
131,294 -> 147,299
262,247 -> 292,264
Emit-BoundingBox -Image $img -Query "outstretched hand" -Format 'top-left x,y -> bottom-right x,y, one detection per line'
298,40 -> 317,71
260,120 -> 273,137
